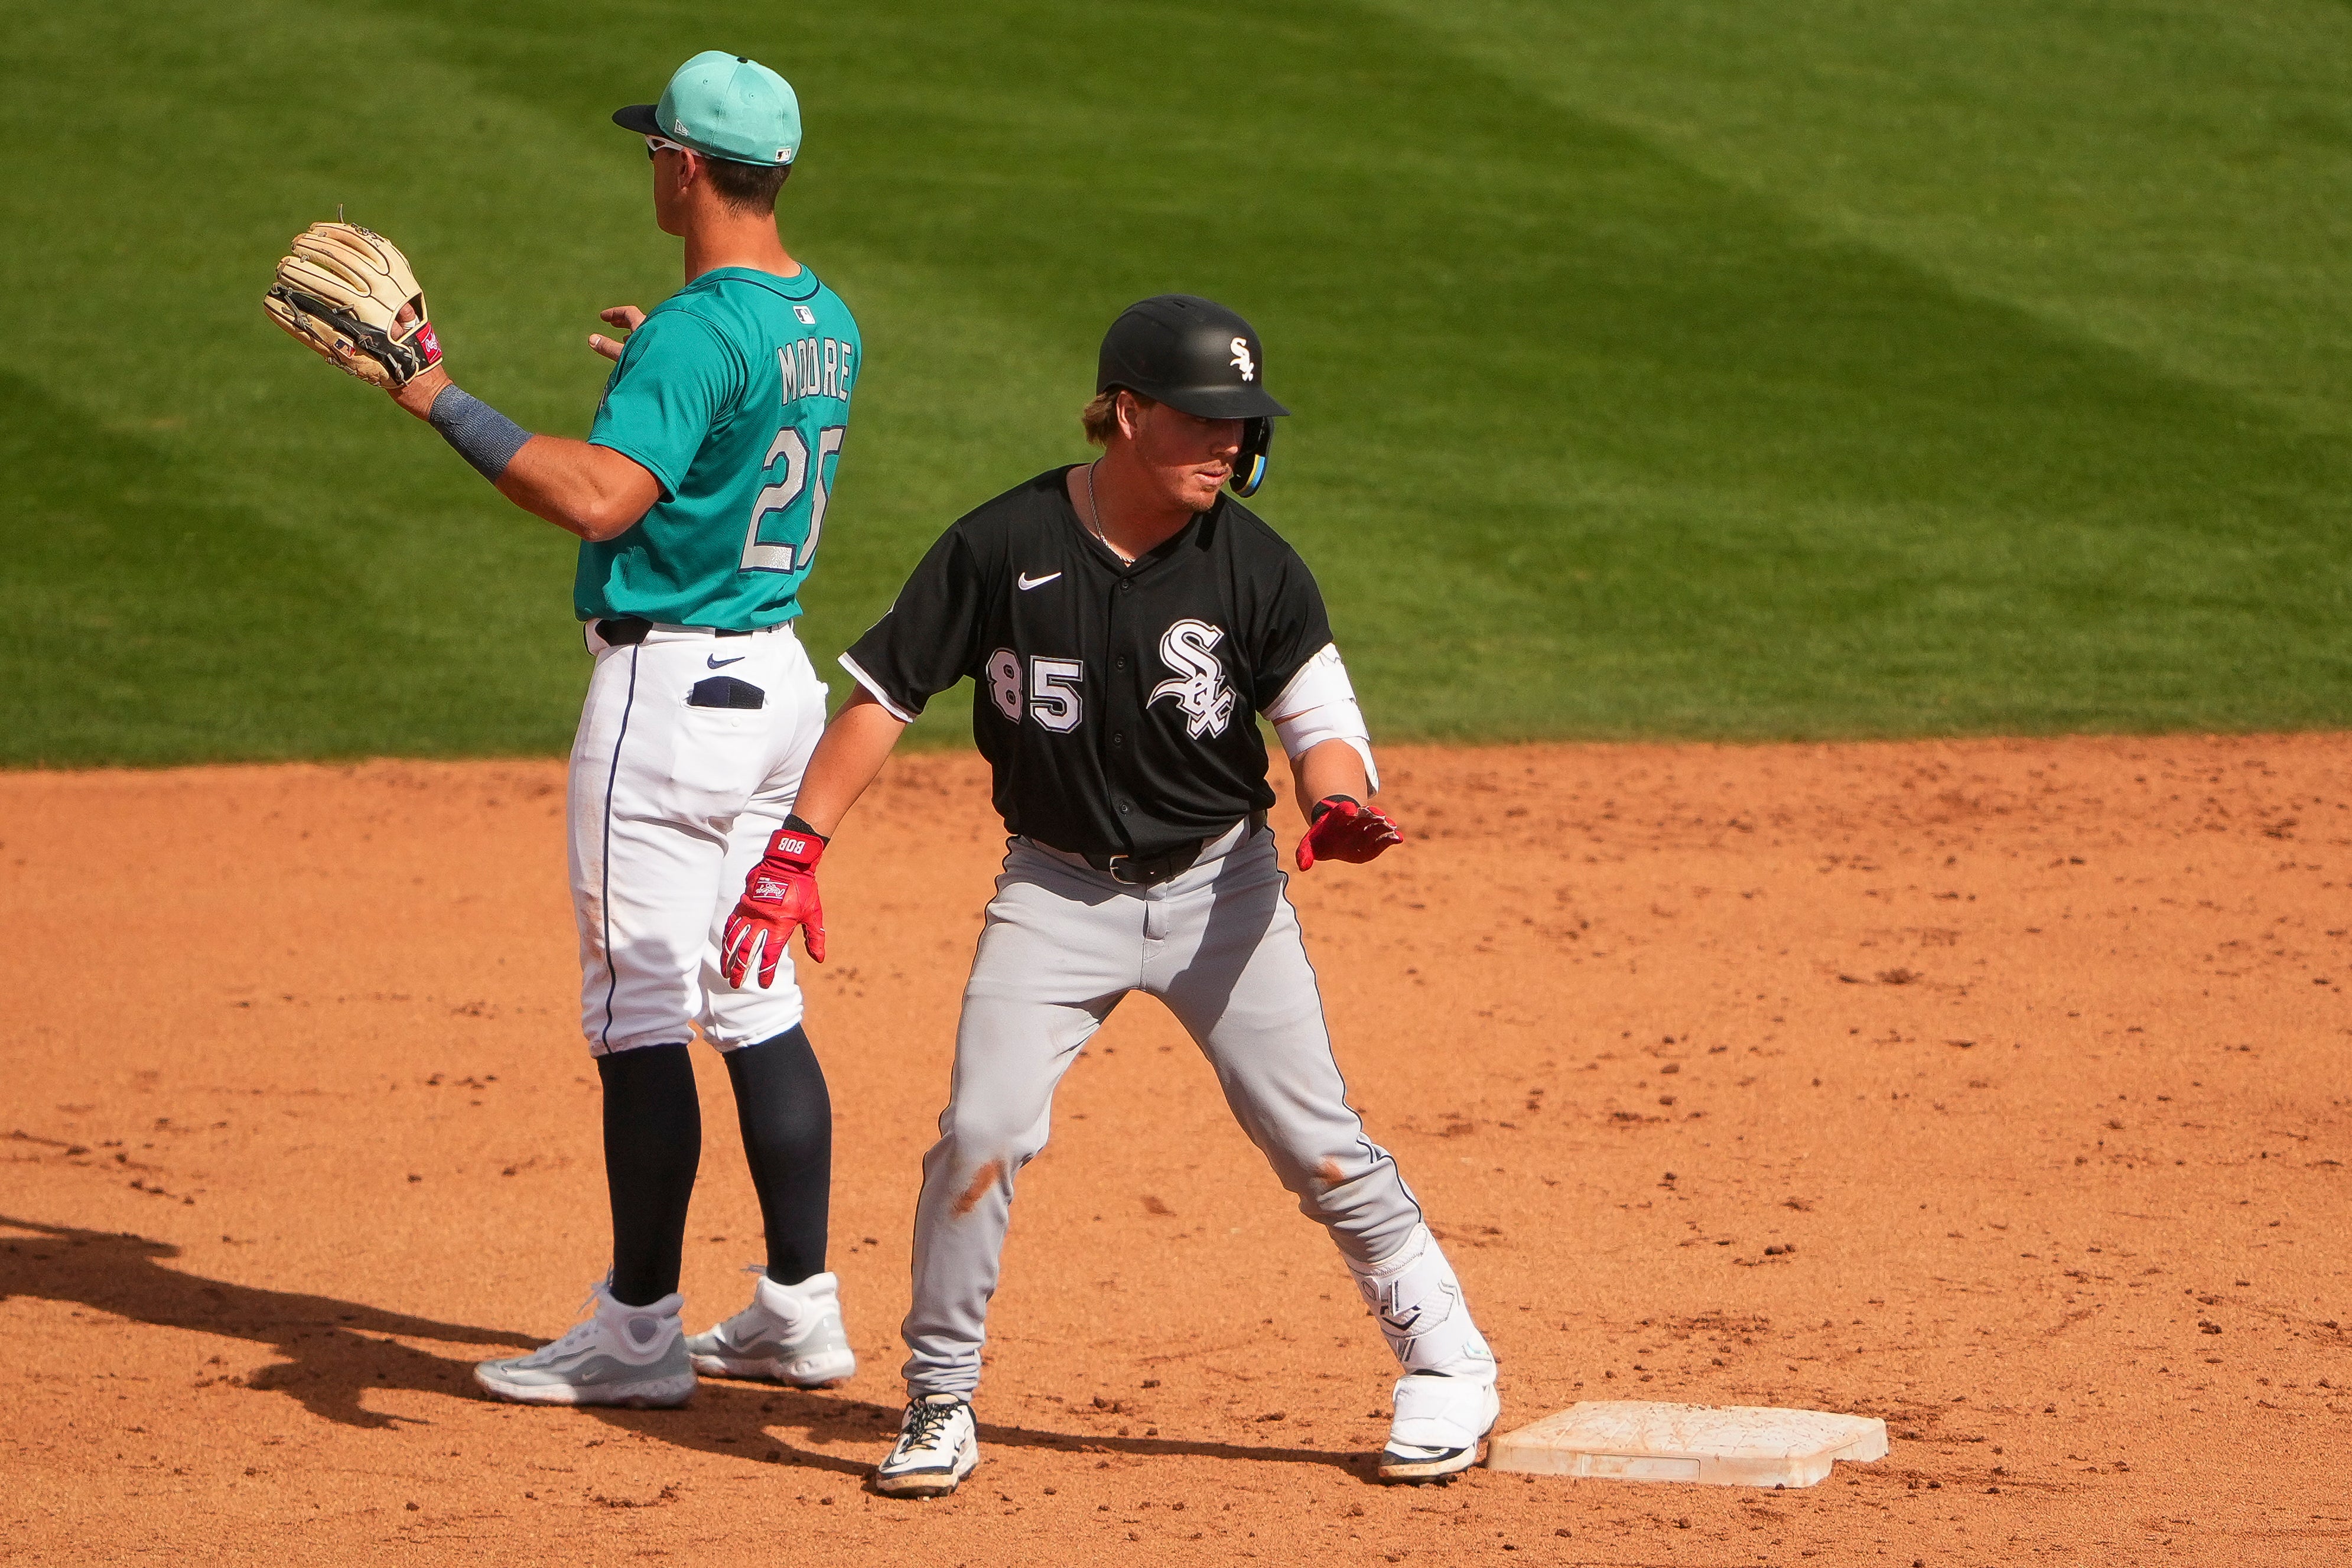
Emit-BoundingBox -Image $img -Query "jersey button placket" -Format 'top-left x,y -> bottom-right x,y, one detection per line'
1101,572 -> 1145,850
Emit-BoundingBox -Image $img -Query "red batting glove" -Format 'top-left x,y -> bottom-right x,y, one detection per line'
721,820 -> 827,986
1296,795 -> 1404,870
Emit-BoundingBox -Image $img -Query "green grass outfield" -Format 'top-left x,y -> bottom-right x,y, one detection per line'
5,0 -> 2350,765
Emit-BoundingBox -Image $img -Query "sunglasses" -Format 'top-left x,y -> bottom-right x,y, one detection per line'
645,135 -> 689,160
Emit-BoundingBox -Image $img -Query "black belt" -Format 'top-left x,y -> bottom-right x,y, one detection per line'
1080,811 -> 1267,887
595,617 -> 753,646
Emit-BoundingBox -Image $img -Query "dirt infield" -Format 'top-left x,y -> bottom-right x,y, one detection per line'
3,736 -> 2346,1565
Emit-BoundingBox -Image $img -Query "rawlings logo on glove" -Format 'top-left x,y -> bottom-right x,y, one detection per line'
263,220 -> 443,389
722,818 -> 828,986
1296,795 -> 1404,871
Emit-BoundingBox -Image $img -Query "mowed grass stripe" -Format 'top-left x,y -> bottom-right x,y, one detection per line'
1382,0 -> 2352,435
3,0 -> 2346,765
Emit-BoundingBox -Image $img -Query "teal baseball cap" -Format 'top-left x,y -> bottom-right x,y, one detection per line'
613,51 -> 800,166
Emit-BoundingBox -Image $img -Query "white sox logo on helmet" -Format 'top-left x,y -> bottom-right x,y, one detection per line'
1229,336 -> 1255,382
1148,619 -> 1238,738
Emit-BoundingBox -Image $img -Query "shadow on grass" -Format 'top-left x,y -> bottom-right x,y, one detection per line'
0,1214 -> 1369,1481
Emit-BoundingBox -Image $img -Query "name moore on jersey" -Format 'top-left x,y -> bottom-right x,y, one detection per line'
776,331 -> 854,402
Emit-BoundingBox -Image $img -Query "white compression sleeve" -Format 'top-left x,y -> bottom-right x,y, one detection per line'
1266,643 -> 1379,792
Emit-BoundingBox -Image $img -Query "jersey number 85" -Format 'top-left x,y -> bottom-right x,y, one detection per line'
988,649 -> 1084,733
741,423 -> 847,575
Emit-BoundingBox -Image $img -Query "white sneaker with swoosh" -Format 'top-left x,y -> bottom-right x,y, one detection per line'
684,1266 -> 856,1386
473,1278 -> 695,1408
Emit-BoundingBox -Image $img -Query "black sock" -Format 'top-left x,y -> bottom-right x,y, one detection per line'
598,1042 -> 701,1307
725,1025 -> 832,1287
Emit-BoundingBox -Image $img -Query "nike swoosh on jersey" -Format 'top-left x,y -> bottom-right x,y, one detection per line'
707,653 -> 747,669
1017,571 -> 1062,591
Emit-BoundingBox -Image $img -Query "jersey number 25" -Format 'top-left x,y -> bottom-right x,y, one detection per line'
741,424 -> 847,574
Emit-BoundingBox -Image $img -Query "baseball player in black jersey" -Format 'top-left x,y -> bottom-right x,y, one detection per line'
720,295 -> 1499,1495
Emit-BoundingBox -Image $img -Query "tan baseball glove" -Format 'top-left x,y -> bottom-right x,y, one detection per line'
263,221 -> 443,388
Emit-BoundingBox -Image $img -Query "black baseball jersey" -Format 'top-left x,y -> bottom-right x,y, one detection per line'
841,466 -> 1333,858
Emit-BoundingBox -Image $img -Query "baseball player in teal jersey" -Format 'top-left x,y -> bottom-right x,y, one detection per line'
266,51 -> 863,1409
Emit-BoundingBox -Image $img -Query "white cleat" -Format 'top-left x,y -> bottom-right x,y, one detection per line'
1378,1367 -> 1502,1482
1351,1224 -> 1502,1484
473,1279 -> 696,1408
875,1393 -> 980,1499
685,1267 -> 857,1387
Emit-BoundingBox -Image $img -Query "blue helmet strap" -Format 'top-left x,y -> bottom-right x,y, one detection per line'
1230,417 -> 1272,497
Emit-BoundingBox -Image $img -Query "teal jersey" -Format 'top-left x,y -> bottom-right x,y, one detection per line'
578,265 -> 860,629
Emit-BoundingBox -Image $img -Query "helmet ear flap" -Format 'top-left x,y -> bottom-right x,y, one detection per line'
1230,417 -> 1272,497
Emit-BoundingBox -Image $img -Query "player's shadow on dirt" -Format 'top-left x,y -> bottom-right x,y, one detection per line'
0,1214 -> 533,1430
0,1216 -> 1367,1478
584,1382 -> 1369,1481
706,1381 -> 1374,1482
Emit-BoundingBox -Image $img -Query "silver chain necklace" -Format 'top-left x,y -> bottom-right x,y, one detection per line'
1082,460 -> 1130,562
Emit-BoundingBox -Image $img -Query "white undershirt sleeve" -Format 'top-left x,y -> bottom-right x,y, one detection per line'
1264,643 -> 1379,793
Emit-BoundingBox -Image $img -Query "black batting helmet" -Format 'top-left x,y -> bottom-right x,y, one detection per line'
1097,295 -> 1287,497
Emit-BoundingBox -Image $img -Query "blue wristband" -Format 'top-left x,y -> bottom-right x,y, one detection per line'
426,385 -> 532,482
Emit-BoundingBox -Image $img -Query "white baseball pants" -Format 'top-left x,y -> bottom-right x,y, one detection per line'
900,822 -> 1427,1398
568,619 -> 828,1056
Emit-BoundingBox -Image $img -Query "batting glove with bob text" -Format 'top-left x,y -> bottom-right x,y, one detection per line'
1296,795 -> 1404,870
723,818 -> 827,985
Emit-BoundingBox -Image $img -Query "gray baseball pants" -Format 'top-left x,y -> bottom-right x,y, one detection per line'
900,821 -> 1426,1398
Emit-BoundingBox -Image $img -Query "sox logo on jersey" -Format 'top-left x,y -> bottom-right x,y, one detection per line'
1149,619 -> 1238,738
